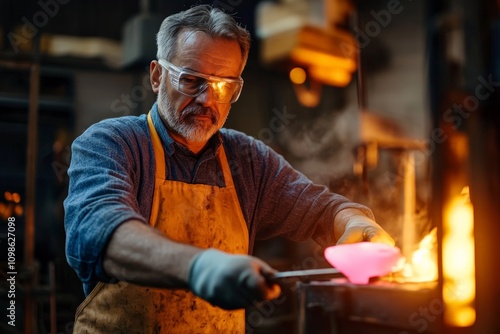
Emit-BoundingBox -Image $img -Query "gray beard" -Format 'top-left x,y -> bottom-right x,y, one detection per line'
157,88 -> 228,143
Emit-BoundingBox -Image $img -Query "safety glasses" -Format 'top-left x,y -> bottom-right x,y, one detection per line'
158,59 -> 244,104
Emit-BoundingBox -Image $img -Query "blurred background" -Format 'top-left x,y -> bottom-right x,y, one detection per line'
0,0 -> 499,333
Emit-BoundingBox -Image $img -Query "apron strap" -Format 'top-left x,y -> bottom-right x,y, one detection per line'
217,143 -> 235,188
147,112 -> 166,180
147,111 -> 235,188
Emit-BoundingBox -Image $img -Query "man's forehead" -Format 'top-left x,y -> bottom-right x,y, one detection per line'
173,30 -> 244,74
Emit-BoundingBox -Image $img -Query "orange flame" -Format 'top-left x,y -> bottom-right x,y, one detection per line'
442,186 -> 475,327
400,227 -> 438,282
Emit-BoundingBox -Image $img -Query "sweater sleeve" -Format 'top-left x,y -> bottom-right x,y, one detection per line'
64,121 -> 148,290
227,133 -> 374,248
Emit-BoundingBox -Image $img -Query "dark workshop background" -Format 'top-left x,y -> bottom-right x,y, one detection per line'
0,0 -> 438,333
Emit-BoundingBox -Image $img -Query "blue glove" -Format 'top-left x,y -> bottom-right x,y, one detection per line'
188,248 -> 281,310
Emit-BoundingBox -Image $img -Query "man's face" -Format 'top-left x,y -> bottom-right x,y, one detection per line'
151,30 -> 244,146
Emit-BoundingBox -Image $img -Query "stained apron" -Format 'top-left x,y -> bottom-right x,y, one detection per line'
72,112 -> 249,333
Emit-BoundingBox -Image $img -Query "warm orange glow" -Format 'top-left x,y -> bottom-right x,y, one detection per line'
290,47 -> 355,88
12,192 -> 21,203
0,203 -> 6,216
291,47 -> 356,72
309,66 -> 351,87
401,227 -> 438,282
442,187 -> 476,327
453,307 -> 476,327
289,67 -> 307,84
0,191 -> 24,219
14,205 -> 23,216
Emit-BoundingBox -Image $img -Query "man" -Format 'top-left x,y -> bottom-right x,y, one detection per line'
64,4 -> 394,333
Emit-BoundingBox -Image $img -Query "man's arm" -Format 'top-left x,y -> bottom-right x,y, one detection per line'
102,219 -> 281,309
225,132 -> 394,247
64,119 -> 153,289
102,219 -> 202,288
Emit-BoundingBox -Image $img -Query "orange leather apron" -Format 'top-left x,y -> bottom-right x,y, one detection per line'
72,113 -> 249,333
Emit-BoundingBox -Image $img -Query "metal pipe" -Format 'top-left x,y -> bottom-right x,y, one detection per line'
352,0 -> 367,112
24,50 -> 41,334
49,262 -> 57,334
140,0 -> 150,14
270,268 -> 343,282
401,151 -> 416,261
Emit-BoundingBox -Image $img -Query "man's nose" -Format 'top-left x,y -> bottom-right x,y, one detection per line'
195,84 -> 217,107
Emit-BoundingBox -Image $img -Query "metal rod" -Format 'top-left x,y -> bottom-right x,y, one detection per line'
270,268 -> 343,281
25,63 -> 39,275
401,151 -> 416,260
24,51 -> 41,334
49,262 -> 57,334
353,0 -> 367,112
140,0 -> 150,14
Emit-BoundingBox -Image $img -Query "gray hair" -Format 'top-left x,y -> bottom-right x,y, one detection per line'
156,5 -> 251,68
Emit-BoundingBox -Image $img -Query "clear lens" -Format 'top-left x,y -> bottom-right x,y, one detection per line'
178,73 -> 207,95
158,59 -> 243,103
210,81 -> 241,103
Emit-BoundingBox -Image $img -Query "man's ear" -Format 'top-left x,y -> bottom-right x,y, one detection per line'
150,61 -> 161,94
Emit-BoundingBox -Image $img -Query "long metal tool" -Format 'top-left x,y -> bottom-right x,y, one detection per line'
270,268 -> 344,282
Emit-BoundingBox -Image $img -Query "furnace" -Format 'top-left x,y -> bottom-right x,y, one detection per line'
260,1 -> 500,333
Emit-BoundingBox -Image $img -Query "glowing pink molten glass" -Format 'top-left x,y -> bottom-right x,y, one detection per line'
324,242 -> 402,284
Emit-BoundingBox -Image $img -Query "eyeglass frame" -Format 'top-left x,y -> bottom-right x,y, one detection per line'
157,59 -> 244,104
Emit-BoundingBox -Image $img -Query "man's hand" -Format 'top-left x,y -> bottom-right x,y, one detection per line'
336,216 -> 395,246
188,249 -> 282,310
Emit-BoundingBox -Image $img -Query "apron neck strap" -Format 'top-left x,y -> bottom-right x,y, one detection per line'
147,112 -> 166,179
